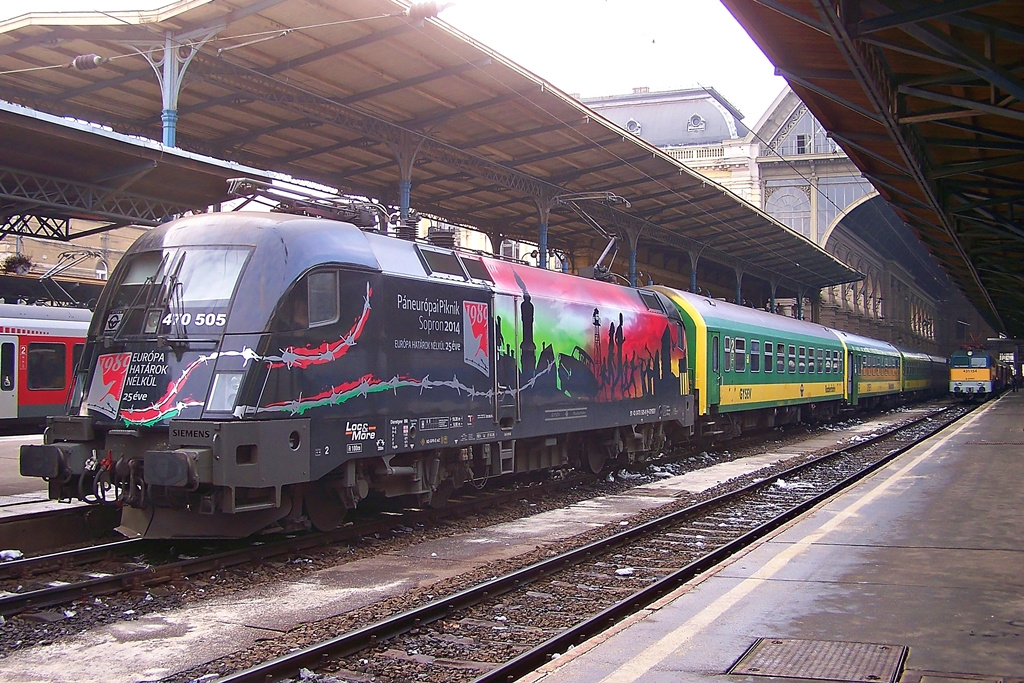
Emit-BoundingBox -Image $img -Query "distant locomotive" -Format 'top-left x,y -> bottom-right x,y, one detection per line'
0,304 -> 90,430
20,211 -> 947,539
949,347 -> 1008,400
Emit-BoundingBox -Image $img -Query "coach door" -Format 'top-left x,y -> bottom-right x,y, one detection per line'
0,337 -> 16,420
849,353 -> 861,405
493,293 -> 520,429
708,333 -> 721,407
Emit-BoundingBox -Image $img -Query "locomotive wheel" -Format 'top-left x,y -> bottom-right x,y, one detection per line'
586,446 -> 606,474
305,482 -> 347,532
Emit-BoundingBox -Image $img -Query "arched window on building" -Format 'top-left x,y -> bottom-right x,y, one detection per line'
765,186 -> 811,237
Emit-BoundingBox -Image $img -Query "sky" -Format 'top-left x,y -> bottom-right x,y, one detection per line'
442,0 -> 787,123
1,1 -> 788,124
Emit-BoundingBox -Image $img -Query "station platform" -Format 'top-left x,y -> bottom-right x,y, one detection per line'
524,391 -> 1024,683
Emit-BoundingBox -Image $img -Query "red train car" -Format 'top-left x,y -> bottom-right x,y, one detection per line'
0,304 -> 91,429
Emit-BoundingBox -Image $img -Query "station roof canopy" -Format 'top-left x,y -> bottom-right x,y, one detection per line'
721,0 -> 1024,338
0,99 -> 275,235
0,0 -> 859,293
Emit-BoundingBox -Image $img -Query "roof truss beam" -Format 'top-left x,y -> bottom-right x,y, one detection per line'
0,214 -> 72,240
931,152 -> 1024,178
898,86 -> 1024,123
0,164 -> 184,228
851,0 -> 1002,36
776,67 -> 885,124
949,189 -> 1024,212
807,0 -> 998,325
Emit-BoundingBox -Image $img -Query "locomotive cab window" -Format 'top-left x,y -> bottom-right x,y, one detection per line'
27,342 -> 66,390
106,246 -> 250,337
307,271 -> 339,327
275,270 -> 340,331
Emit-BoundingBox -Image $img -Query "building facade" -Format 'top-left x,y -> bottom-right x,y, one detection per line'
584,86 -> 994,354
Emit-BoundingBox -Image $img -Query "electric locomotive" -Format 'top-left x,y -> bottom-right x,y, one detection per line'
20,211 -> 694,538
950,346 -> 1006,399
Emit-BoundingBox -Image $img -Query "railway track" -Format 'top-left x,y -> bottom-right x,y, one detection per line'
201,402 -> 973,683
0,403 -> 951,624
0,474 -> 594,619
0,403 -> 882,612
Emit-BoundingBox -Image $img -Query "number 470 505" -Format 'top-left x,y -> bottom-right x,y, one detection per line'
161,312 -> 226,326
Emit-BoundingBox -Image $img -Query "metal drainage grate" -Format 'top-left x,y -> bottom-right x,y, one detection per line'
729,638 -> 908,683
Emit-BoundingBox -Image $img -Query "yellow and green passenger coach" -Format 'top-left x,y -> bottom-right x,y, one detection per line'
830,329 -> 901,409
898,346 -> 948,400
654,288 -> 846,438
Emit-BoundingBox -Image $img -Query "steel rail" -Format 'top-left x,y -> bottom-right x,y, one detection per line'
0,474 -> 589,618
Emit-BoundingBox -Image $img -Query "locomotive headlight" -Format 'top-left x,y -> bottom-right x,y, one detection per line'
208,372 -> 243,412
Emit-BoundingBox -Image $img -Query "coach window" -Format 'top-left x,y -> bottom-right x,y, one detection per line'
750,340 -> 761,372
724,337 -> 733,372
0,342 -> 13,391
816,348 -> 823,373
763,341 -> 773,373
798,346 -> 806,373
734,338 -> 746,372
777,344 -> 786,373
788,345 -> 796,373
73,343 -> 84,374
27,342 -> 66,390
808,347 -> 815,373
